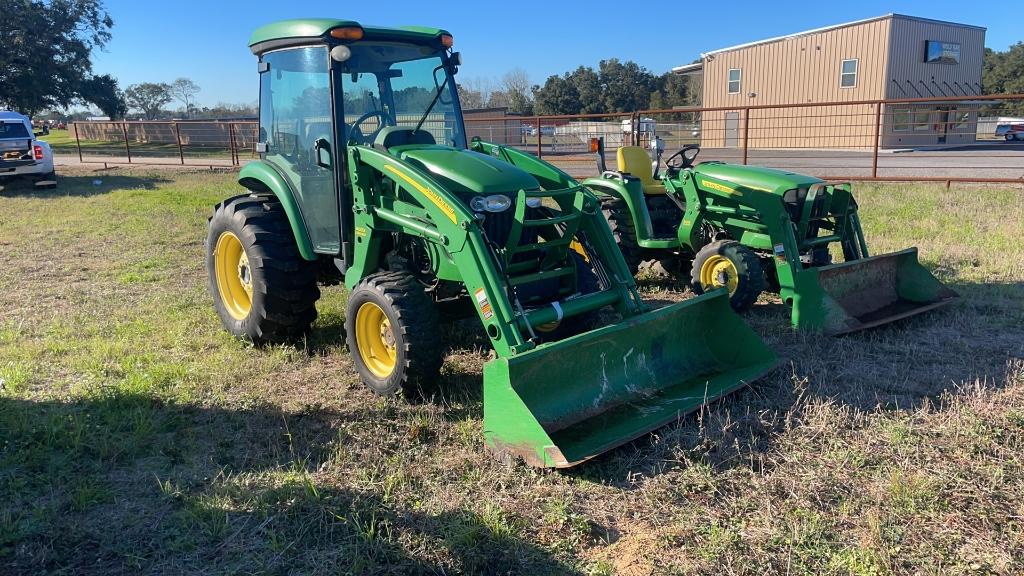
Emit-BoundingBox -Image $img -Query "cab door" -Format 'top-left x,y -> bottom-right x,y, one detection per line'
258,45 -> 340,253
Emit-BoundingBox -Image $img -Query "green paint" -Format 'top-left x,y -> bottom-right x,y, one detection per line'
582,151 -> 958,334
237,161 -> 316,261
249,19 -> 449,49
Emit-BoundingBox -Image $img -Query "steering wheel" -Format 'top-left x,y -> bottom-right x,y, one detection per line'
349,110 -> 389,144
665,144 -> 701,172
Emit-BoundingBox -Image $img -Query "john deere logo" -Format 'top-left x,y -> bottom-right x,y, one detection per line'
701,180 -> 737,194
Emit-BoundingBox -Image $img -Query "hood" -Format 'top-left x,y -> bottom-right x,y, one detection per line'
693,162 -> 822,193
393,145 -> 540,195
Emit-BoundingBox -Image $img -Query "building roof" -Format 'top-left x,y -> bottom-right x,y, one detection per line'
670,62 -> 704,75
687,13 -> 984,62
249,19 -> 450,51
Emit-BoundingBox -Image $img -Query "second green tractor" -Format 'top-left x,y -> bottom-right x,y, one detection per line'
583,140 -> 957,334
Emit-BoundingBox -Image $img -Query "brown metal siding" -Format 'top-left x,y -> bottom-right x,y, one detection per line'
702,17 -> 891,148
880,18 -> 984,147
884,17 -> 984,100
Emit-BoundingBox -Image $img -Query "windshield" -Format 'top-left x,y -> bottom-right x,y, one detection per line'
0,122 -> 30,139
340,42 -> 465,148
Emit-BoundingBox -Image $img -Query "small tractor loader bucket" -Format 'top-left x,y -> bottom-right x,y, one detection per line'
796,248 -> 959,335
483,291 -> 778,468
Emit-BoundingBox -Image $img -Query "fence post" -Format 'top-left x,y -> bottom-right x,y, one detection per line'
228,122 -> 237,166
741,108 -> 750,165
871,102 -> 882,178
535,116 -> 542,158
173,122 -> 185,165
121,122 -> 132,164
74,123 -> 83,163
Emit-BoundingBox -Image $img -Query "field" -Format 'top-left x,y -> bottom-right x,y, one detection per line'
1,168 -> 1023,575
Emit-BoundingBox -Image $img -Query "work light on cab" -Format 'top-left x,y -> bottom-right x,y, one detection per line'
330,26 -> 364,40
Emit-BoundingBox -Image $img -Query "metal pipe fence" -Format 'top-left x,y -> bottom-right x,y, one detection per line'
65,94 -> 1024,184
68,120 -> 258,167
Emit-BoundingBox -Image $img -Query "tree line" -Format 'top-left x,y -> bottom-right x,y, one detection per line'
457,59 -> 698,117
983,42 -> 1024,114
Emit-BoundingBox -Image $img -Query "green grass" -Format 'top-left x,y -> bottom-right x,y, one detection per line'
1,171 -> 1023,574
39,129 -> 238,161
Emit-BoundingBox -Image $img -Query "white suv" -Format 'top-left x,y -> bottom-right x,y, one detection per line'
0,111 -> 56,188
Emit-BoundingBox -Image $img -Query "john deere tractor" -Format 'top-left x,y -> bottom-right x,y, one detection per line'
205,19 -> 777,468
583,140 -> 957,335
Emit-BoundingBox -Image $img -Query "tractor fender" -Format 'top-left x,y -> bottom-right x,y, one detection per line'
237,160 -> 317,261
582,176 -> 656,244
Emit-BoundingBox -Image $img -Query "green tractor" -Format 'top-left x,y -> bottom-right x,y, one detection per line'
583,140 -> 958,335
205,19 -> 778,468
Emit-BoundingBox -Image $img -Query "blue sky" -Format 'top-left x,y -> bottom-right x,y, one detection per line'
91,0 -> 1022,107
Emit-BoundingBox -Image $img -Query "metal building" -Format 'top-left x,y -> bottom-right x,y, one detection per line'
674,14 -> 986,149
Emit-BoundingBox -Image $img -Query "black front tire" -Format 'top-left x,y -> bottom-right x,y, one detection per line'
601,198 -> 645,275
690,240 -> 765,312
206,194 -> 320,342
345,271 -> 443,397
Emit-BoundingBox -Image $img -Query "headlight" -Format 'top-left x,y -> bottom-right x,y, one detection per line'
470,194 -> 512,213
525,197 -> 543,208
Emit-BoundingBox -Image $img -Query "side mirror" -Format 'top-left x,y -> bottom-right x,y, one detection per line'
451,52 -> 462,67
314,138 -> 332,169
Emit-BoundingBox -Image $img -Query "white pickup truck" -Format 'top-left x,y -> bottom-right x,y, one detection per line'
0,110 -> 56,188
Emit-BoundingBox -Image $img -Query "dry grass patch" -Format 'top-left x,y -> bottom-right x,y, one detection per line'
1,172 -> 1022,574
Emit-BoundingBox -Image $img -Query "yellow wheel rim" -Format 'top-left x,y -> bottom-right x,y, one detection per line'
355,302 -> 397,378
699,255 -> 739,295
214,231 -> 253,320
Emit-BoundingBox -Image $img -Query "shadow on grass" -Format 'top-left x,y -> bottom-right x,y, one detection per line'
0,393 -> 580,575
567,280 -> 1023,484
0,174 -> 173,198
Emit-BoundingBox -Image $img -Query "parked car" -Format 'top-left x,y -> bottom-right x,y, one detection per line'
0,111 -> 56,188
995,123 -> 1024,141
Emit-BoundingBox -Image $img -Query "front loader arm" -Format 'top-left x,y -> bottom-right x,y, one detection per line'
346,145 -> 531,356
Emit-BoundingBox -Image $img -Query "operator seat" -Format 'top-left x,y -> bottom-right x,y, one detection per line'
617,146 -> 666,195
374,126 -> 436,149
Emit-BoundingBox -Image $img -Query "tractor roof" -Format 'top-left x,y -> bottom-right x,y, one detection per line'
249,19 -> 450,54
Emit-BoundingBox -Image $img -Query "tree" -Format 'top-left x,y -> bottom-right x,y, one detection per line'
457,84 -> 485,110
78,74 -> 126,118
0,0 -> 114,116
125,82 -> 172,120
457,77 -> 494,110
566,66 -> 603,114
169,78 -> 201,118
500,68 -> 533,115
650,72 -> 690,111
533,74 -> 580,115
982,43 -> 1024,114
598,59 -> 657,113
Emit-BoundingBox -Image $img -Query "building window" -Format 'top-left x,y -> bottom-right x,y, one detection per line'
840,59 -> 858,88
892,108 -> 912,132
913,110 -> 932,131
727,69 -> 741,94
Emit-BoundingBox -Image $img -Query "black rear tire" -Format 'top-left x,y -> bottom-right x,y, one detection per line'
600,198 -> 645,275
345,271 -> 443,398
690,240 -> 765,312
206,194 -> 320,342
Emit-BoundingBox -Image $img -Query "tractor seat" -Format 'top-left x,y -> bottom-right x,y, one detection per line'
374,126 -> 436,149
617,146 -> 666,195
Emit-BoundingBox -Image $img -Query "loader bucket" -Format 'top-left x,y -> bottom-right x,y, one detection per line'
483,291 -> 778,468
795,247 -> 959,335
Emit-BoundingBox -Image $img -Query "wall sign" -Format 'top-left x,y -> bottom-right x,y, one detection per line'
925,41 -> 960,64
